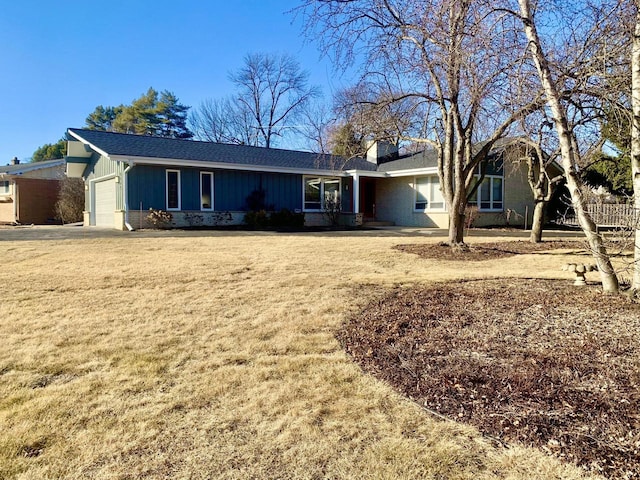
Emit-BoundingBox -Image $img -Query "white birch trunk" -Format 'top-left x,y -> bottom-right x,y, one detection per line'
632,2 -> 640,289
518,0 -> 619,293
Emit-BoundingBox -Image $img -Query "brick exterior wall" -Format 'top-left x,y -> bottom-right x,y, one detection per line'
15,178 -> 62,224
0,200 -> 14,223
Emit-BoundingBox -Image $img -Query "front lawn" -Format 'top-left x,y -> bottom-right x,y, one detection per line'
0,229 -> 617,479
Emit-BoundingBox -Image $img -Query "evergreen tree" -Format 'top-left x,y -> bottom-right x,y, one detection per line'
32,139 -> 67,162
85,88 -> 193,139
583,110 -> 633,196
157,90 -> 192,139
85,105 -> 123,131
328,123 -> 363,158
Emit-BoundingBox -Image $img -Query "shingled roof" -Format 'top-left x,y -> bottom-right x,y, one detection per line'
377,150 -> 439,172
68,128 -> 377,172
0,158 -> 65,176
378,137 -> 525,173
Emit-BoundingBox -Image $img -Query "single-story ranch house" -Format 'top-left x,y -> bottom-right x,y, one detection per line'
0,157 -> 65,225
65,128 -> 540,230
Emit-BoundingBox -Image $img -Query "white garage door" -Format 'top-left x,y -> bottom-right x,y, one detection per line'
94,179 -> 116,227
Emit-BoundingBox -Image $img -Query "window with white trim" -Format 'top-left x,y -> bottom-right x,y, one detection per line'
304,177 -> 341,211
0,181 -> 9,195
166,170 -> 181,210
469,175 -> 503,211
414,176 -> 445,211
200,172 -> 214,210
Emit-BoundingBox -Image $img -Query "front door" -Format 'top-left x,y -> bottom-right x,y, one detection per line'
360,178 -> 376,220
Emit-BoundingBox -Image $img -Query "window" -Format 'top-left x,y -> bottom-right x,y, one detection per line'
0,181 -> 9,195
200,172 -> 213,210
166,170 -> 181,210
469,175 -> 503,211
414,176 -> 445,211
304,177 -> 341,211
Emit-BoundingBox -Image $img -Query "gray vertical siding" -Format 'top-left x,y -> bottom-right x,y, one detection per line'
84,153 -> 125,210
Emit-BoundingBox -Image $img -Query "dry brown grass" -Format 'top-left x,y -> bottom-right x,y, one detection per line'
0,227 -> 607,479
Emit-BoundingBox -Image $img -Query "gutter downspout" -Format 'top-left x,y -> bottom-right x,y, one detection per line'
123,162 -> 135,231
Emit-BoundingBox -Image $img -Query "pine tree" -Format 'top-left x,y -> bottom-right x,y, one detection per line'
32,139 -> 67,162
85,88 -> 193,139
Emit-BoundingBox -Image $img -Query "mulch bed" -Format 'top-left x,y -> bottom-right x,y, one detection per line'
340,244 -> 640,478
393,240 -> 586,261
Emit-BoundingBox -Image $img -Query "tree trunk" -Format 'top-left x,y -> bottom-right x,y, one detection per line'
631,2 -> 640,290
448,211 -> 466,246
447,183 -> 467,246
518,0 -> 619,293
529,201 -> 545,243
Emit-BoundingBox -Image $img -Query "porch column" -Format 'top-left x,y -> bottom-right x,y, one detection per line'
352,173 -> 360,213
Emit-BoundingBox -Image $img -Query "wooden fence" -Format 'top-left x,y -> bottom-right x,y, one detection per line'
559,203 -> 639,228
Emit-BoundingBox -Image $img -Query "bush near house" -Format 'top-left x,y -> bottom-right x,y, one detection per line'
55,177 -> 84,224
243,208 -> 305,229
146,208 -> 173,229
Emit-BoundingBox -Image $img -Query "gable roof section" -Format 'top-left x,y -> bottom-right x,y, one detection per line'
68,128 -> 377,173
0,158 -> 65,176
377,150 -> 439,173
378,137 -> 533,174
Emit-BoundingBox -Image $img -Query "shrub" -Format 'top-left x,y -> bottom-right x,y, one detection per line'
243,209 -> 270,228
323,194 -> 341,226
244,208 -> 305,229
270,208 -> 305,228
55,177 -> 85,224
146,208 -> 173,229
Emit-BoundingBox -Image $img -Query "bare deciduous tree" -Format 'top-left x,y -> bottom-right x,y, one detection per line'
296,101 -> 334,153
190,97 -> 257,145
55,177 -> 85,224
191,53 -> 320,148
510,132 -> 564,243
300,0 -> 542,247
513,0 -> 627,292
630,0 -> 640,290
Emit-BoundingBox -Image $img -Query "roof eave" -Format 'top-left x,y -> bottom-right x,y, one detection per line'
382,167 -> 439,177
0,159 -> 65,176
67,129 -> 111,158
110,155 -> 354,177
344,169 -> 388,177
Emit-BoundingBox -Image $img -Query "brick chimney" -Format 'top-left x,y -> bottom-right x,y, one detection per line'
10,157 -> 19,165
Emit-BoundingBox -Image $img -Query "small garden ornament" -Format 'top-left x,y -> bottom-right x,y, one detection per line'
561,263 -> 598,286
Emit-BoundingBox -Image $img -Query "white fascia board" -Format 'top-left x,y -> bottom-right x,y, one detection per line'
343,170 -> 389,178
384,167 -> 439,177
110,155 -> 353,177
67,130 -> 111,158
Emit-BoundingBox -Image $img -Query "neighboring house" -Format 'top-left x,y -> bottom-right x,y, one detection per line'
0,158 -> 65,225
65,128 -> 541,230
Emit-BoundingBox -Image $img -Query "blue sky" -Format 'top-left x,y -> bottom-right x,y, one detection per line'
0,1 -> 354,162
